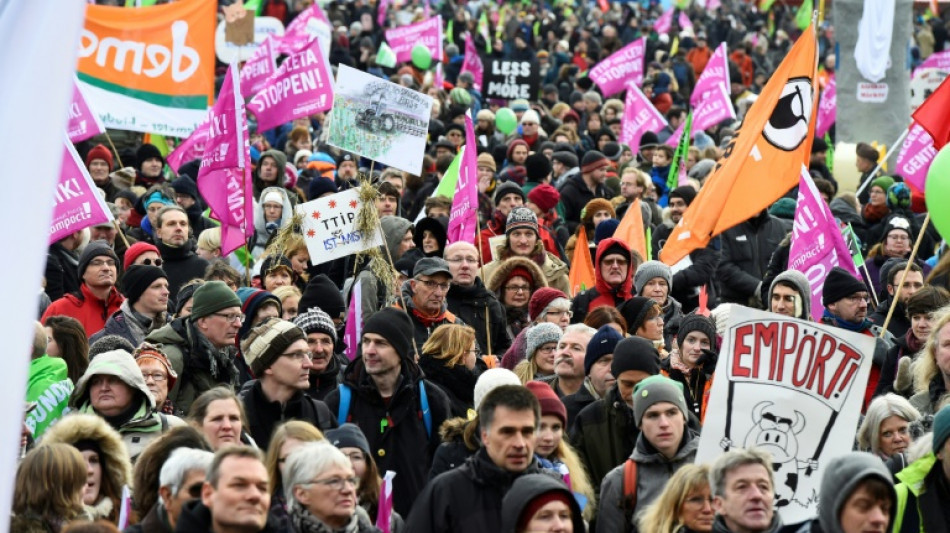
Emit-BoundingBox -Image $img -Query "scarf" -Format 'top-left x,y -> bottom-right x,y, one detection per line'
862,202 -> 889,224
905,328 -> 925,354
822,309 -> 872,332
289,504 -> 360,533
410,306 -> 447,328
669,350 -> 694,377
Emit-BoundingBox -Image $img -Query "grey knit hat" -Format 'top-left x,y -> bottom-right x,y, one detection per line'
293,308 -> 337,342
634,260 -> 673,296
632,375 -> 688,427
769,270 -> 812,320
526,323 -> 562,360
506,207 -> 539,237
240,317 -> 307,377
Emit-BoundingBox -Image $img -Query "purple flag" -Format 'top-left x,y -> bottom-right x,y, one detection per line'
590,38 -> 645,97
67,78 -> 105,143
691,43 -> 731,108
620,83 -> 668,149
50,134 -> 114,244
166,113 -> 210,173
788,165 -> 859,321
247,39 -> 334,133
895,123 -> 937,193
459,34 -> 484,92
385,16 -> 442,64
666,84 -> 734,146
197,64 -> 253,256
447,112 -> 479,245
343,281 -> 362,361
240,34 -> 277,97
815,78 -> 836,138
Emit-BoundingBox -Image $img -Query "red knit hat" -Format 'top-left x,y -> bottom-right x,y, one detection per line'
527,184 -> 560,213
124,241 -> 161,270
517,491 -> 574,532
526,381 -> 567,428
85,144 -> 114,170
528,287 -> 568,322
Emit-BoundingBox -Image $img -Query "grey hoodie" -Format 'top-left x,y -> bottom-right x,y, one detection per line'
815,452 -> 896,533
769,269 -> 813,320
352,216 -> 414,322
251,186 -> 295,257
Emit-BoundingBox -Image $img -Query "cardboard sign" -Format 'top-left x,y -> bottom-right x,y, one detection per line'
296,188 -> 385,266
484,59 -> 540,100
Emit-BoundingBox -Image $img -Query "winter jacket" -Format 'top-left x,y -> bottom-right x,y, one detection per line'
44,242 -> 80,302
862,254 -> 932,301
868,296 -> 911,339
482,248 -> 570,296
250,186 -> 295,259
417,356 -> 478,418
502,474 -> 585,533
41,283 -> 125,337
660,297 -> 684,350
717,211 -> 788,305
711,514 -> 790,533
174,500 -> 283,533
405,448 -> 547,533
654,227 -> 721,312
562,379 -> 600,429
429,417 -> 479,480
239,380 -> 337,451
253,149 -> 290,200
306,353 -> 346,401
559,172 -> 610,234
820,315 -> 894,412
124,502 -> 172,533
446,278 -> 511,356
570,385 -> 640,488
596,431 -> 700,533
155,239 -> 209,303
396,280 -> 465,360
324,357 -> 452,517
90,300 -> 169,347
893,454 -> 950,533
25,355 -> 73,440
661,355 -> 715,423
146,318 -> 238,416
909,376 -> 947,417
571,238 -> 636,323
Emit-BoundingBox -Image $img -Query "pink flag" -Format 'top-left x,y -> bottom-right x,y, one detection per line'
590,37 -> 645,97
67,78 -> 105,143
385,16 -> 442,64
378,0 -> 388,28
655,8 -> 673,33
278,3 -> 332,55
166,114 -> 210,173
666,83 -> 734,146
917,49 -> 950,72
459,34 -> 483,92
690,43 -> 731,108
376,471 -> 396,533
247,39 -> 334,133
343,281 -> 362,361
447,112 -> 479,245
50,134 -> 115,244
620,83 -> 668,149
814,77 -> 836,138
240,34 -> 277,97
707,0 -> 722,9
788,165 -> 859,321
895,123 -> 937,193
434,63 -> 444,89
197,64 -> 253,256
678,11 -> 693,30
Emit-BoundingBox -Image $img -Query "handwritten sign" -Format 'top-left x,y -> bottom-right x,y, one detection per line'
484,59 -> 540,100
296,188 -> 385,265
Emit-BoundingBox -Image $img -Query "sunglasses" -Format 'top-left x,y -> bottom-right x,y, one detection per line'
139,258 -> 163,267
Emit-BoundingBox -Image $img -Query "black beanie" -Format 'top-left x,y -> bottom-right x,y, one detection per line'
121,265 -> 167,306
136,143 -> 165,169
78,240 -> 120,278
525,153 -> 552,183
676,313 -> 717,349
822,267 -> 868,307
362,308 -> 414,360
175,282 -> 201,316
618,296 -> 657,334
170,175 -> 199,200
669,185 -> 697,206
299,274 -> 346,319
611,337 -> 661,377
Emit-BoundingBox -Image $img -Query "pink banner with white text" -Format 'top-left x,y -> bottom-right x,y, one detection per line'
50,135 -> 114,244
166,113 -> 210,173
67,78 -> 105,143
385,16 -> 442,64
590,38 -> 645,97
459,34 -> 484,92
895,123 -> 937,193
691,43 -> 731,108
247,38 -> 334,133
666,84 -> 734,146
447,112 -> 479,245
240,34 -> 277,97
621,83 -> 668,149
815,78 -> 836,138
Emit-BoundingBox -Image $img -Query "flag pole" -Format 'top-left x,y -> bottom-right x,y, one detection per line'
104,131 -> 125,169
880,213 -> 931,336
474,216 -> 492,357
855,127 -> 910,197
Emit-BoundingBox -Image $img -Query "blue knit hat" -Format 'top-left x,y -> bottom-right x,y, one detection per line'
585,325 -> 624,375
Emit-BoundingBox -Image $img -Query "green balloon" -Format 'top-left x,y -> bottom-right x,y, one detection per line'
411,44 -> 432,70
926,144 -> 950,241
496,108 -> 518,135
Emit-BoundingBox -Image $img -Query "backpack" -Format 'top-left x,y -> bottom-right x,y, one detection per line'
336,381 -> 432,438
622,459 -> 638,530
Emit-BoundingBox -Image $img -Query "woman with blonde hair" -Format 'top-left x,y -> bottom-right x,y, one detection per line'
911,308 -> 950,416
419,324 -> 481,417
12,443 -> 89,533
637,464 -> 714,533
195,227 -> 221,262
514,323 -> 562,385
264,420 -> 325,532
272,285 -> 303,321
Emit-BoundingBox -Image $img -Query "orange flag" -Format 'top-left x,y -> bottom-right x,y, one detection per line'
659,21 -> 818,266
569,228 -> 596,297
614,198 -> 649,261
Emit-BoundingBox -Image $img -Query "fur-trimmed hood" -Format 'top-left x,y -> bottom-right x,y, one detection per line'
485,256 -> 549,295
42,413 -> 133,494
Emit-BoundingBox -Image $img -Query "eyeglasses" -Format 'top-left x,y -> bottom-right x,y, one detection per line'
505,285 -> 531,293
887,234 -> 910,242
545,309 -> 573,318
537,345 -> 558,354
845,294 -> 870,304
601,258 -> 629,267
416,279 -> 451,291
142,372 -> 167,382
89,258 -> 116,268
213,312 -> 245,323
139,258 -> 163,267
307,476 -> 360,491
282,350 -> 314,362
446,256 -> 479,264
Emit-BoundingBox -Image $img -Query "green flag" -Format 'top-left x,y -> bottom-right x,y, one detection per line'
646,226 -> 653,261
244,0 -> 264,14
376,42 -> 397,68
760,0 -> 777,11
825,133 -> 835,173
796,0 -> 813,30
435,148 -> 464,197
845,223 -> 865,268
667,112 -> 693,191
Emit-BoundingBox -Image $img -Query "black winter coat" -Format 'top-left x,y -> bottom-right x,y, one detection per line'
306,353 -> 346,401
446,279 -> 512,355
416,356 -> 478,418
569,385 -> 639,488
174,500 -> 283,532
559,173 -> 610,234
240,380 -> 338,451
45,242 -> 81,302
717,212 -> 788,304
562,383 -> 598,430
156,239 -> 209,303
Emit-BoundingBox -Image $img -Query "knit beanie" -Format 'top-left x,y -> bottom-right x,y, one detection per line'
527,183 -> 560,213
78,240 -> 120,278
259,254 -> 294,279
933,404 -> 950,453
594,219 -> 620,242
551,151 -> 579,169
85,144 -> 114,170
618,297 -> 658,334
581,150 -> 609,173
298,274 -> 346,319
473,368 -> 522,410
325,423 -> 371,456
886,183 -> 913,211
526,323 -> 562,360
639,131 -> 659,148
121,265 -> 167,306
525,153 -> 552,183
676,314 -> 717,350
635,261 -> 673,296
136,143 -> 165,168
507,139 -> 529,162
528,287 -> 568,322
133,345 -> 178,391
308,175 -> 339,199
817,452 -> 896,533
170,175 -> 199,201
770,270 -> 812,320
362,308 -> 414,360
669,185 -> 697,206
89,335 -> 136,361
236,287 -> 282,338
506,207 -> 539,237
769,197 -> 796,220
632,375 -> 688,427
493,181 -> 526,206
821,267 -> 868,307
190,281 -> 242,320
525,381 -> 567,427
240,317 -> 307,377
478,152 -> 497,172
611,336 -> 661,378
175,282 -> 201,316
123,241 -> 161,270
294,308 -> 338,342
585,325 -> 624,375
881,216 -> 914,244
520,109 -> 541,125
870,175 -> 894,192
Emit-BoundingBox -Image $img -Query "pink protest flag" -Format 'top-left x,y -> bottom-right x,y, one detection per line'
620,83 -> 668,149
895,123 -> 937,194
916,49 -> 950,72
378,0 -> 388,28
278,2 -> 332,56
50,134 -> 115,244
247,39 -> 334,133
678,11 -> 693,30
240,34 -> 277,97
788,165 -> 859,321
67,77 -> 105,143
343,281 -> 362,361
707,0 -> 722,9
166,113 -> 210,173
691,43 -> 731,108
655,8 -> 673,33
666,83 -> 734,146
460,34 -> 484,92
376,471 -> 396,533
590,37 -> 645,97
197,64 -> 253,256
434,62 -> 444,89
815,77 -> 836,138
447,112 -> 479,245
385,16 -> 442,64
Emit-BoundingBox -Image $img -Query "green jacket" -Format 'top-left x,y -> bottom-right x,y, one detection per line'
892,453 -> 946,533
25,355 -> 73,439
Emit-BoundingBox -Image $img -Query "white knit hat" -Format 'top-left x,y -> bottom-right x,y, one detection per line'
473,368 -> 521,410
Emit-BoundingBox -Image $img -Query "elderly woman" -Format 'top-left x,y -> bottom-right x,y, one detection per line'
188,387 -> 254,450
283,441 -> 381,533
514,323 -> 563,384
11,443 -> 88,533
637,464 -> 714,533
418,324 -> 481,417
488,257 -> 549,340
482,207 -> 570,294
265,421 -> 326,533
501,474 -> 585,533
858,394 -> 921,462
133,343 -> 179,415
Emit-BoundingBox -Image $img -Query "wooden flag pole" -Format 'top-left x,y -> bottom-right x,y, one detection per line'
880,213 -> 931,336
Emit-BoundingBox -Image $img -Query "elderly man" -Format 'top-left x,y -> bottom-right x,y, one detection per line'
154,205 -> 208,301
146,280 -> 243,414
399,257 -> 466,357
562,324 -> 623,426
708,448 -> 786,533
42,240 -> 124,337
91,265 -> 170,346
572,238 -> 636,324
542,323 -> 596,397
129,447 -> 215,533
445,241 -> 511,357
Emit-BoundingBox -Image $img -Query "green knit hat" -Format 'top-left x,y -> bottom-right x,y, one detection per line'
190,281 -> 242,319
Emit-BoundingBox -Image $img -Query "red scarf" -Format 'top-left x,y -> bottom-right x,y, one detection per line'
411,306 -> 448,328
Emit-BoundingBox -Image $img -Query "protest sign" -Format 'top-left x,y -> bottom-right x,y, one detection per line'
696,306 -> 875,524
483,59 -> 540,100
296,188 -> 385,265
247,38 -> 333,132
384,16 -> 442,64
895,123 -> 937,193
239,34 -> 278,97
589,38 -> 645,97
620,83 -> 668,149
666,83 -> 735,146
327,65 -> 433,174
67,78 -> 106,143
691,43 -> 730,108
50,136 -> 115,244
815,78 -> 836,138
166,112 -> 210,173
77,0 -> 215,136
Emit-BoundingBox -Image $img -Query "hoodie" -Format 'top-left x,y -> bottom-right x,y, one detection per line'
814,452 -> 896,533
501,474 -> 584,533
769,269 -> 813,320
353,216 -> 414,323
571,238 -> 635,323
253,149 -> 289,199
251,186 -> 295,259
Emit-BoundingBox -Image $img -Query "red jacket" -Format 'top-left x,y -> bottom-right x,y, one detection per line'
42,283 -> 124,338
586,238 -> 635,312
